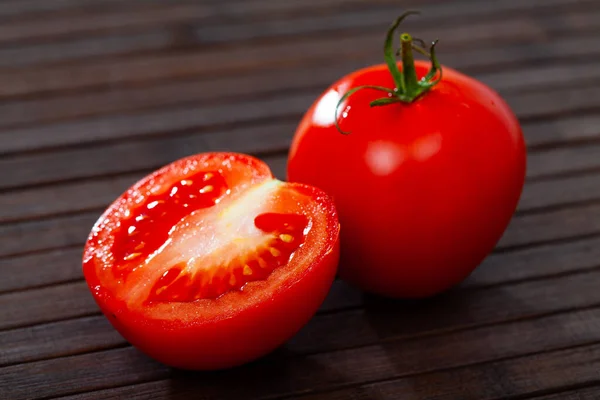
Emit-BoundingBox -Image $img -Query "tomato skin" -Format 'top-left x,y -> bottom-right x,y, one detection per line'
93,234 -> 339,370
83,153 -> 340,370
287,61 -> 526,298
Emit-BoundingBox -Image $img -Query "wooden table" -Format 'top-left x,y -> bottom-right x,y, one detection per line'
2,0 -> 600,398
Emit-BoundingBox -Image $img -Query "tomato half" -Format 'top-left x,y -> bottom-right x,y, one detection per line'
83,153 -> 340,370
287,14 -> 526,299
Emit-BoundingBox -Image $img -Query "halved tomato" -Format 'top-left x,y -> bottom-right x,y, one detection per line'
83,152 -> 340,370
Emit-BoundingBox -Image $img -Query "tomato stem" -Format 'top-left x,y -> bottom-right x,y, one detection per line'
334,10 -> 443,134
399,33 -> 421,100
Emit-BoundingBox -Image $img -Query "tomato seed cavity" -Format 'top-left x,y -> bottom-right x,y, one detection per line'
146,213 -> 309,302
111,171 -> 227,279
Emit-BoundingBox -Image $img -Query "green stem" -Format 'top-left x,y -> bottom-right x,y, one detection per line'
383,11 -> 419,93
399,33 -> 421,100
334,10 -> 444,134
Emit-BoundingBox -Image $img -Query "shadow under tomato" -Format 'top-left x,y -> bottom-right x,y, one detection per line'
350,284 -> 552,399
165,346 -> 349,399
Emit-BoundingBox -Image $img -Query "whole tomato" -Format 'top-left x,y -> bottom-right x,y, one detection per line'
287,12 -> 526,298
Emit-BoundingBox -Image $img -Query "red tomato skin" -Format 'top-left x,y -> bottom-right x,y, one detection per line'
92,238 -> 339,370
287,61 -> 526,298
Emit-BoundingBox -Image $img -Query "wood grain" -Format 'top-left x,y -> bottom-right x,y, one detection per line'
1,57 -> 597,132
0,16 -> 597,101
1,0 -> 599,398
0,0 -> 590,48
5,306 -> 600,400
527,386 -> 600,400
1,2 -> 596,70
0,281 -> 95,330
292,343 -> 600,400
0,247 -> 83,294
0,30 -> 173,69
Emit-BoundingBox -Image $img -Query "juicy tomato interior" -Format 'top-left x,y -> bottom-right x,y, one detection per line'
109,166 -> 311,302
84,153 -> 339,325
144,211 -> 309,303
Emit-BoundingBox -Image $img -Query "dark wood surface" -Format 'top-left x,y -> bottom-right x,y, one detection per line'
1,0 -> 600,398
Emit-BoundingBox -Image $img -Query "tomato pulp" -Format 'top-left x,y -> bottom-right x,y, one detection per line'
287,14 -> 526,298
83,153 -> 340,370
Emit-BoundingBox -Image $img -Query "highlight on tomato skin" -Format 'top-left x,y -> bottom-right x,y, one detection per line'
82,152 -> 340,370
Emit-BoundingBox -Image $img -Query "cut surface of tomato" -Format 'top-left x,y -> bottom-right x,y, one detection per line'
83,153 -> 340,370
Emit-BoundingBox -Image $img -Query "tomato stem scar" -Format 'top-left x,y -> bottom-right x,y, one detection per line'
334,10 -> 443,135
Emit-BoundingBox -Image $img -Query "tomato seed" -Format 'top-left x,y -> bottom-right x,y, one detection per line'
279,234 -> 294,243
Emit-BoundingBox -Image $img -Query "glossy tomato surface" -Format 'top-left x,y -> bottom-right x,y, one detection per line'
83,153 -> 340,370
287,61 -> 526,298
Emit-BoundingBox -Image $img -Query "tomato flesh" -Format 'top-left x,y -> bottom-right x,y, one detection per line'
83,153 -> 340,370
111,170 -> 228,280
145,211 -> 309,302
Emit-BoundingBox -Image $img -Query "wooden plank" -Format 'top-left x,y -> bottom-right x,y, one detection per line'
0,281 -> 95,331
0,93 -> 314,156
292,344 -> 600,400
0,0 -> 589,47
518,173 -> 600,212
1,56 -> 595,132
2,1 -> 595,70
527,144 -> 600,180
0,247 -> 82,294
0,20 -> 597,102
287,269 -> 600,354
0,3 -> 212,45
0,0 -> 423,35
527,386 -> 600,400
0,316 -> 122,367
0,0 -> 129,19
194,2 -> 600,45
1,347 -> 169,400
0,212 -> 97,258
5,305 -> 600,400
497,203 -> 600,249
0,30 -> 173,69
465,235 -> 600,288
508,86 -> 600,122
0,53 -> 597,133
525,115 -> 600,149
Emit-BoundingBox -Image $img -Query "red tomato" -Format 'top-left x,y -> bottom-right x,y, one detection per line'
287,13 -> 526,299
83,152 -> 340,370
